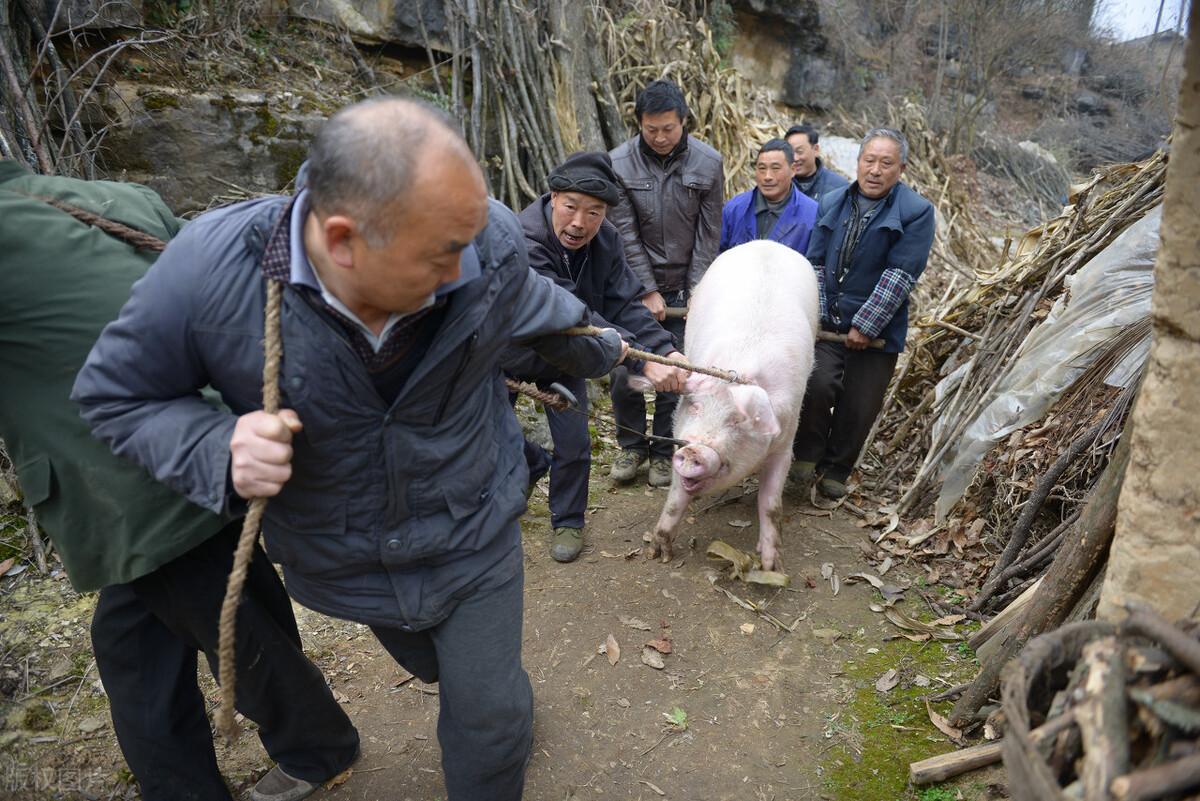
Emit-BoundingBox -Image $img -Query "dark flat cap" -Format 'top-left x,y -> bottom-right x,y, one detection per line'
547,151 -> 621,206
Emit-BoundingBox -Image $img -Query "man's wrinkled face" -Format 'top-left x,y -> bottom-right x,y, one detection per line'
754,150 -> 792,203
856,137 -> 905,200
639,110 -> 685,156
350,153 -> 489,313
550,191 -> 607,251
787,133 -> 819,179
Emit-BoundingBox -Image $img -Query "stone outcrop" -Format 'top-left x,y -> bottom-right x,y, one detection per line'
287,0 -> 449,49
730,0 -> 837,109
100,84 -> 324,214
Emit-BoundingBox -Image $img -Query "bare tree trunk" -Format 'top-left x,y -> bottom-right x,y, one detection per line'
545,0 -> 605,153
1097,2 -> 1200,624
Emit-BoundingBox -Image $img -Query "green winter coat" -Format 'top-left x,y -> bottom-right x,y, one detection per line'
0,160 -> 224,592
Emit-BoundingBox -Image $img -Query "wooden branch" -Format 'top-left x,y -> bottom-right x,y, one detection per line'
0,2 -> 52,172
949,433 -> 1131,727
1110,753 -> 1200,801
1123,604 -> 1200,677
973,420 -> 1105,611
909,710 -> 1076,785
1077,636 -> 1129,800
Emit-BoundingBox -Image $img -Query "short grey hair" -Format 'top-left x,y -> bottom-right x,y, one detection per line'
859,127 -> 909,164
305,96 -> 463,246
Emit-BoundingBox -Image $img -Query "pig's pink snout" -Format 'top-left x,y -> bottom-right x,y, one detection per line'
673,444 -> 720,480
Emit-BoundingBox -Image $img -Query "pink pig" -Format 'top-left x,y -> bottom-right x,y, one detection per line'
633,240 -> 818,571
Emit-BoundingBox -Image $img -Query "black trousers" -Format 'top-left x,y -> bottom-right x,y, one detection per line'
91,521 -> 360,801
793,340 -> 899,483
610,290 -> 687,460
370,567 -> 533,801
522,374 -> 591,529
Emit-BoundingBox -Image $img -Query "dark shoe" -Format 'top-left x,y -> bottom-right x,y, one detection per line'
550,527 -> 584,563
251,766 -> 320,801
648,457 -> 673,488
817,477 -> 847,500
609,450 -> 646,484
787,460 -> 816,497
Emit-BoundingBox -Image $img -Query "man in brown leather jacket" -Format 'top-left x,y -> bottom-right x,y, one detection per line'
607,79 -> 724,487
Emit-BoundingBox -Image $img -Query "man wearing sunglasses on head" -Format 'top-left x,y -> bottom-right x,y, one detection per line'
504,152 -> 687,563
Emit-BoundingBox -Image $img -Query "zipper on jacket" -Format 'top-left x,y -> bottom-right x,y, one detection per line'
433,331 -> 478,426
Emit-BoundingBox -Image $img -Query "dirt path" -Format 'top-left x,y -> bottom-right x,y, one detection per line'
1,471 -> 992,801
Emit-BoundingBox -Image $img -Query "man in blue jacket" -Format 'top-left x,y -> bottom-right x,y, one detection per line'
719,138 -> 819,254
73,98 -> 626,801
506,152 -> 686,563
793,128 -> 935,499
786,123 -> 849,202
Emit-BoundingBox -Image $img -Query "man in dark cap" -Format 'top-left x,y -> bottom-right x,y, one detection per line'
506,152 -> 687,563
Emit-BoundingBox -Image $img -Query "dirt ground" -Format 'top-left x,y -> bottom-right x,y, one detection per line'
0,441 -> 997,801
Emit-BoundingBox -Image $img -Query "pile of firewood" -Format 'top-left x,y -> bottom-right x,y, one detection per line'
1001,607 -> 1200,800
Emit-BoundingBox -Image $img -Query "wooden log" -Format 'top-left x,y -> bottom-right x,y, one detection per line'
1077,636 -> 1130,800
1138,674 -> 1200,705
910,741 -> 1003,785
1110,753 -> 1200,801
1123,604 -> 1200,677
909,710 -> 1077,785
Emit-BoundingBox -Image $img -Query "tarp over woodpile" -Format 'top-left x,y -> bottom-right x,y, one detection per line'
856,150 -> 1166,613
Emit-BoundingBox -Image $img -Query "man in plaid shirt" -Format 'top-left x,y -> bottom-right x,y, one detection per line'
792,128 -> 935,499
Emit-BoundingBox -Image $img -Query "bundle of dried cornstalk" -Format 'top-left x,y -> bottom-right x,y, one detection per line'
999,608 -> 1200,801
861,148 -> 1167,527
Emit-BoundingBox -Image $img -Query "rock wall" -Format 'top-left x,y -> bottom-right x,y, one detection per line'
287,0 -> 449,49
100,84 -> 324,214
730,0 -> 838,110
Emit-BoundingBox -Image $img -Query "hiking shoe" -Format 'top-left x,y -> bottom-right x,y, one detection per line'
648,457 -> 673,487
609,450 -> 646,484
787,460 -> 817,497
550,527 -> 584,563
817,477 -> 848,500
251,766 -> 319,801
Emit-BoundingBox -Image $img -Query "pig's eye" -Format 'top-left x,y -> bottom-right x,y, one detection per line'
689,402 -> 702,414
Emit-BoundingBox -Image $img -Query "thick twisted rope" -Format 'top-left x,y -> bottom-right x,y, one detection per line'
216,278 -> 284,741
505,378 -> 570,411
562,325 -> 748,384
33,195 -> 169,253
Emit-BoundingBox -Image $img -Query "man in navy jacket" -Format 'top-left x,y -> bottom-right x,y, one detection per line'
786,123 -> 849,202
720,138 -> 819,254
74,98 -> 626,801
793,128 -> 935,499
506,152 -> 685,563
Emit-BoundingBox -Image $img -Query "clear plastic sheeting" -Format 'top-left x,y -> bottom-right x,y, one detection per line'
933,205 -> 1161,521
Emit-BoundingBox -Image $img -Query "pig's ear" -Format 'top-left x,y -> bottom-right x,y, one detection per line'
729,384 -> 780,438
683,373 -> 718,396
626,374 -> 656,393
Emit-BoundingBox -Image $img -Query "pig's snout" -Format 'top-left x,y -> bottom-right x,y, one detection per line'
673,444 -> 721,493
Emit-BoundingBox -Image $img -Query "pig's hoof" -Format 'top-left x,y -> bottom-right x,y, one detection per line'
645,543 -> 661,561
